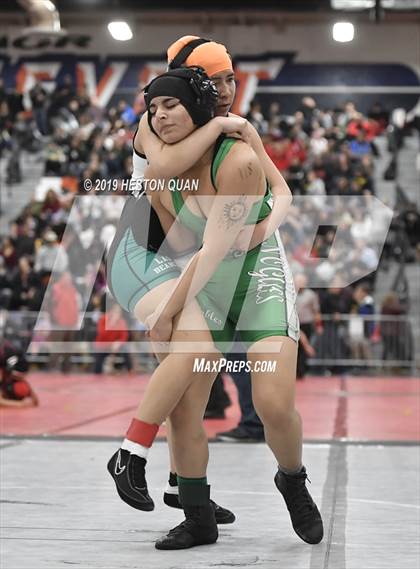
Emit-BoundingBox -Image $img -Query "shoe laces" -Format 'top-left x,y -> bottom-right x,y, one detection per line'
131,455 -> 146,489
209,499 -> 219,511
284,472 -> 315,520
168,518 -> 196,536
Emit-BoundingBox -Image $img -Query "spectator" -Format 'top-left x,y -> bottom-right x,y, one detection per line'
295,273 -> 321,378
12,218 -> 36,259
35,230 -> 68,276
29,81 -> 48,135
313,276 -> 353,373
305,169 -> 326,207
0,256 -> 12,308
0,339 -> 39,408
216,349 -> 264,442
42,189 -> 63,217
368,101 -> 389,132
264,136 -> 292,172
299,96 -> 317,134
44,141 -> 67,175
401,202 -> 420,253
348,131 -> 374,157
75,84 -> 91,115
94,303 -> 132,374
349,283 -> 375,364
61,224 -> 88,283
47,271 -> 80,372
337,100 -> 359,128
350,211 -> 373,241
9,256 -> 42,311
266,101 -> 285,136
246,99 -> 267,135
309,127 -> 329,158
1,237 -> 17,270
380,292 -> 412,364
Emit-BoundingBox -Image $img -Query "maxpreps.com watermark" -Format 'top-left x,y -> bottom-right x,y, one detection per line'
193,358 -> 277,374
83,178 -> 199,193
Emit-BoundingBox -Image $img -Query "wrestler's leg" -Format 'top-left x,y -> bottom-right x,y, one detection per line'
247,336 -> 323,545
248,337 -> 302,470
107,280 -> 219,509
137,286 -> 222,550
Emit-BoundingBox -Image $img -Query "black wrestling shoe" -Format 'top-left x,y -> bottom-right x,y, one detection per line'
163,490 -> 236,524
107,449 -> 154,511
211,500 -> 236,524
274,466 -> 323,544
163,490 -> 183,509
216,426 -> 265,443
155,502 -> 218,550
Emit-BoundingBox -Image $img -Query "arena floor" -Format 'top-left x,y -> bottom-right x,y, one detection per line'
1,374 -> 419,569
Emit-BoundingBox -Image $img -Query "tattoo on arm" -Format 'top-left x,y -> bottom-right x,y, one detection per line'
218,195 -> 249,229
239,161 -> 254,181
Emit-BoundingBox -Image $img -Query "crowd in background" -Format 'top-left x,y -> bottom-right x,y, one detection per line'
0,77 -> 418,374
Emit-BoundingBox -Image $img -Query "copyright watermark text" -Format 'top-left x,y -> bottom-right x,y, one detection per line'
83,178 -> 199,193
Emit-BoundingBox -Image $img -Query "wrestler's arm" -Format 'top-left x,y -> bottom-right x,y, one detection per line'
147,146 -> 264,339
145,168 -> 197,255
244,120 -> 292,247
28,386 -> 40,406
0,394 -> 36,408
299,329 -> 316,357
136,113 -> 249,178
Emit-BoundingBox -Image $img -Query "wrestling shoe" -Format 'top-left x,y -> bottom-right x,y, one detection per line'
163,472 -> 235,524
107,449 -> 154,511
216,426 -> 264,442
156,501 -> 218,550
274,466 -> 323,544
164,492 -> 235,524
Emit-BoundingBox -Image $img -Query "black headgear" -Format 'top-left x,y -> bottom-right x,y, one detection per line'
144,67 -> 218,135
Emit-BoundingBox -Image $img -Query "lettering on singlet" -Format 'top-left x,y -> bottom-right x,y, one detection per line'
152,256 -> 177,274
248,245 -> 287,305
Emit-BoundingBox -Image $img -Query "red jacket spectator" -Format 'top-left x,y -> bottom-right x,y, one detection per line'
288,137 -> 307,164
50,272 -> 79,327
347,118 -> 380,141
265,138 -> 292,172
95,309 -> 128,348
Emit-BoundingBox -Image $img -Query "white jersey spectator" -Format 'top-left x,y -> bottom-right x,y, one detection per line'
34,231 -> 68,274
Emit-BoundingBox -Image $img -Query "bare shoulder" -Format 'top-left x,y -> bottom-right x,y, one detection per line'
138,112 -> 148,131
135,114 -> 148,152
216,140 -> 262,192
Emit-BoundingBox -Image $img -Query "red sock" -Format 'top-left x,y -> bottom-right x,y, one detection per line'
126,418 -> 159,448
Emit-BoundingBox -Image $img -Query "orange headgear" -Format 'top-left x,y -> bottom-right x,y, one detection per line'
167,35 -> 233,77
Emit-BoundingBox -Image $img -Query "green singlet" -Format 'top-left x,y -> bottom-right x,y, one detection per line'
171,137 -> 300,352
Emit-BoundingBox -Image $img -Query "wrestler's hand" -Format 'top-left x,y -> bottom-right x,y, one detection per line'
245,217 -> 273,249
232,219 -> 273,252
150,315 -> 173,344
145,306 -> 173,344
216,116 -> 251,144
231,224 -> 255,252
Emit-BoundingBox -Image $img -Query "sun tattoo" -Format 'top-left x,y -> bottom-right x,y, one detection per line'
220,196 -> 249,229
